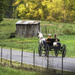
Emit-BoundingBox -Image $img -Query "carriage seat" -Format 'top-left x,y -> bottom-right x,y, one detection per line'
46,39 -> 56,46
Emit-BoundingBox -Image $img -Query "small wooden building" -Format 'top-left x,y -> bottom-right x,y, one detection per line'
16,20 -> 40,37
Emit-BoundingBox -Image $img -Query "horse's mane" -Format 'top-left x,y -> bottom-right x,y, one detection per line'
38,31 -> 43,38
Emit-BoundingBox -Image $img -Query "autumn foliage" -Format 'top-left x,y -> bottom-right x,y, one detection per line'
12,0 -> 75,22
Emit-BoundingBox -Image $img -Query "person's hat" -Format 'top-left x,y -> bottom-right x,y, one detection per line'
54,34 -> 56,36
48,34 -> 51,36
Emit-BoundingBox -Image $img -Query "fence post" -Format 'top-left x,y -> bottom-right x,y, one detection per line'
53,29 -> 54,34
33,50 -> 35,67
45,26 -> 47,35
1,47 -> 2,63
62,51 -> 64,75
60,29 -> 61,35
21,48 -> 23,67
48,29 -> 49,34
47,55 -> 49,69
10,48 -> 12,66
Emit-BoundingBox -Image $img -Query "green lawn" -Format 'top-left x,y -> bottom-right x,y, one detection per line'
0,64 -> 41,75
58,35 -> 75,58
0,18 -> 75,36
0,64 -> 75,75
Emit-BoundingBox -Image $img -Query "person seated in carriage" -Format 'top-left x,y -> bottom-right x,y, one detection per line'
46,34 -> 52,42
45,34 -> 60,47
53,34 -> 61,47
42,34 -> 52,48
54,34 -> 60,42
45,34 -> 53,46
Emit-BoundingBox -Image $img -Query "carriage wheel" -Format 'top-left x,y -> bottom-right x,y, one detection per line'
45,44 -> 49,57
45,50 -> 49,57
55,50 -> 58,57
62,45 -> 66,57
45,51 -> 47,56
38,45 -> 42,56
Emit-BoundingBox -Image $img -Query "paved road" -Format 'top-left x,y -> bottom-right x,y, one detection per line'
0,48 -> 75,72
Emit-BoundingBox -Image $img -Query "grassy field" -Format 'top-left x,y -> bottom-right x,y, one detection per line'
0,64 -> 42,75
0,61 -> 75,75
0,35 -> 75,57
0,18 -> 75,36
0,18 -> 75,58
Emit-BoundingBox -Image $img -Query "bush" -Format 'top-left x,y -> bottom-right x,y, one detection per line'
63,29 -> 72,34
62,26 -> 73,34
9,32 -> 16,38
71,30 -> 75,35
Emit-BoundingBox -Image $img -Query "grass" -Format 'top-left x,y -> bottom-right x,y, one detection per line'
0,18 -> 18,34
0,64 -> 41,75
0,59 -> 75,75
0,35 -> 75,58
0,37 -> 39,53
0,18 -> 75,36
0,18 -> 75,58
58,35 -> 75,58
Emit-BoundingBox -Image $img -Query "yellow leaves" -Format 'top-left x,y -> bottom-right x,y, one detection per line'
47,4 -> 52,9
41,1 -> 46,6
12,0 -> 75,22
47,16 -> 54,21
47,3 -> 56,10
26,13 -> 31,19
26,3 -> 28,7
38,9 -> 44,19
33,11 -> 38,18
17,4 -> 26,13
46,0 -> 62,10
73,2 -> 75,9
17,4 -> 26,18
13,0 -> 21,6
38,9 -> 43,15
28,2 -> 37,10
41,0 -> 51,6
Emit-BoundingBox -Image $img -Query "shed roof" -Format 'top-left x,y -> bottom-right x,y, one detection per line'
16,20 -> 40,24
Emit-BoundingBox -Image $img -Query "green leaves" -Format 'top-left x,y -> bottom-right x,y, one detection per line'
0,0 -> 4,22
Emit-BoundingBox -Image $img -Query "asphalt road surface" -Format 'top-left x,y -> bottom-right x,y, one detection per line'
0,48 -> 75,72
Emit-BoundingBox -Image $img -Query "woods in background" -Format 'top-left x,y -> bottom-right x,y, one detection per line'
0,0 -> 4,22
0,0 -> 75,23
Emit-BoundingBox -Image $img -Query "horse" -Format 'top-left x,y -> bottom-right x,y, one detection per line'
38,31 -> 46,46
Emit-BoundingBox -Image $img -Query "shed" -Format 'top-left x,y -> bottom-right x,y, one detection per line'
16,20 -> 40,37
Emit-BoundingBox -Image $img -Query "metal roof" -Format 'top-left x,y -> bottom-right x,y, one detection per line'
16,20 -> 40,24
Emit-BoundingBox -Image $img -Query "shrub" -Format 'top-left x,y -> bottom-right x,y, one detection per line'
62,26 -> 73,34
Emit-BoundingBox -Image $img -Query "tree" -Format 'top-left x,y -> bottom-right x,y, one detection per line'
0,0 -> 14,22
3,0 -> 14,18
0,0 -> 4,22
13,0 -> 75,22
63,0 -> 75,22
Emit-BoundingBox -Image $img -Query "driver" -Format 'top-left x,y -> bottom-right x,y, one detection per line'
53,34 -> 61,46
54,34 -> 60,42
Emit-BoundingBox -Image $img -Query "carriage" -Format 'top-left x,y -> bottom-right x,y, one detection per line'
38,38 -> 66,57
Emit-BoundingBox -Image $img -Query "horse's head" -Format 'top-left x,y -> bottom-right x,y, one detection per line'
37,31 -> 43,39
